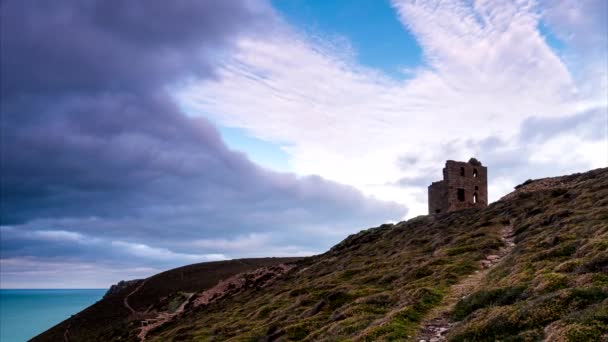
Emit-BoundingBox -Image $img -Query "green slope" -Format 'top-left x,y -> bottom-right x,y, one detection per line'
148,168 -> 607,341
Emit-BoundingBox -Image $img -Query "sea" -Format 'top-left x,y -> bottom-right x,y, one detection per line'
0,289 -> 106,342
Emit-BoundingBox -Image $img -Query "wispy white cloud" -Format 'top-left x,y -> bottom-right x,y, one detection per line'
0,228 -> 228,287
0,257 -> 161,288
179,0 -> 606,217
540,0 -> 607,105
110,240 -> 226,262
541,0 -> 607,50
189,233 -> 319,257
1,226 -> 83,242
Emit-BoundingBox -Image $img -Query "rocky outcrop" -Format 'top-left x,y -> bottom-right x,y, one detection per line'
104,279 -> 142,298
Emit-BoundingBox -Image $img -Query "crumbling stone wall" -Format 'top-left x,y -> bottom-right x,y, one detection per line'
428,180 -> 447,214
428,158 -> 488,214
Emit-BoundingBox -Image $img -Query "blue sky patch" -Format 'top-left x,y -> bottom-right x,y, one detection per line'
217,125 -> 292,172
272,0 -> 423,78
538,20 -> 566,54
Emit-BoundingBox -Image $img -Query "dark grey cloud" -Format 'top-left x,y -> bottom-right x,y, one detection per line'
0,0 -> 270,96
0,0 -> 405,287
2,93 -> 242,226
1,92 -> 403,242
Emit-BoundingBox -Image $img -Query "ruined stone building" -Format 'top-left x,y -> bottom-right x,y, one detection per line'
428,158 -> 488,214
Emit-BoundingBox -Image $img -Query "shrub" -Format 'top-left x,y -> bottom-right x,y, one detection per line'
563,303 -> 608,341
540,242 -> 577,259
364,288 -> 443,340
285,324 -> 309,340
576,255 -> 608,273
536,273 -> 569,292
326,291 -> 353,310
452,286 -> 526,320
446,245 -> 477,256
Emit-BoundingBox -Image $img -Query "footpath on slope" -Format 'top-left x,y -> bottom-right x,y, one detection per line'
63,279 -> 148,342
136,263 -> 294,341
63,320 -> 72,342
415,224 -> 516,342
124,279 -> 148,314
137,292 -> 195,341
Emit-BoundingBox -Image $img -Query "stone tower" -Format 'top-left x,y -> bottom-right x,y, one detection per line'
428,158 -> 488,214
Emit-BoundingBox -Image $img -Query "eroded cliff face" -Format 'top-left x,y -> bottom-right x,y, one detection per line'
34,168 -> 608,342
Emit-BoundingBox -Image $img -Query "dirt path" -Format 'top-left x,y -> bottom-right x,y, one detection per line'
135,264 -> 293,341
415,225 -> 516,342
137,293 -> 194,341
64,278 -> 148,341
124,279 -> 147,314
63,319 -> 72,342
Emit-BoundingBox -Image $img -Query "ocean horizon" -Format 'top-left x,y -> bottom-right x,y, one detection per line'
0,288 -> 106,342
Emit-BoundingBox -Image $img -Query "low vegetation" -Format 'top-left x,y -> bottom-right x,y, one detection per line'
33,168 -> 607,341
152,168 -> 607,342
448,169 -> 608,341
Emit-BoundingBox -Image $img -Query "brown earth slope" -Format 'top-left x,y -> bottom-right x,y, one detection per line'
34,168 -> 608,341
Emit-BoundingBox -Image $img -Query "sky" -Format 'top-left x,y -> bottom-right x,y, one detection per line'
1,0 -> 606,288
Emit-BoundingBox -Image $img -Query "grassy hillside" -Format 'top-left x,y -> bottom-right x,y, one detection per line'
34,168 -> 608,341
31,258 -> 301,341
148,168 -> 607,341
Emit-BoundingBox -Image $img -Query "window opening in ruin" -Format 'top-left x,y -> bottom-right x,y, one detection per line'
435,209 -> 441,213
473,193 -> 478,203
473,168 -> 478,178
475,186 -> 479,190
457,188 -> 465,201
460,167 -> 465,176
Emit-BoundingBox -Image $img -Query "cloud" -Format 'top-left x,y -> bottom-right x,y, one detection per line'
179,0 -> 606,217
0,0 -> 405,288
110,241 -> 226,262
520,107 -> 606,143
2,0 -> 605,288
541,0 -> 607,50
0,0 -> 273,96
539,0 -> 607,107
189,233 -> 322,257
447,107 -> 608,200
0,257 -> 161,288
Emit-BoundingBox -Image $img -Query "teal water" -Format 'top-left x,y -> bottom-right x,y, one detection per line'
0,289 -> 106,342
